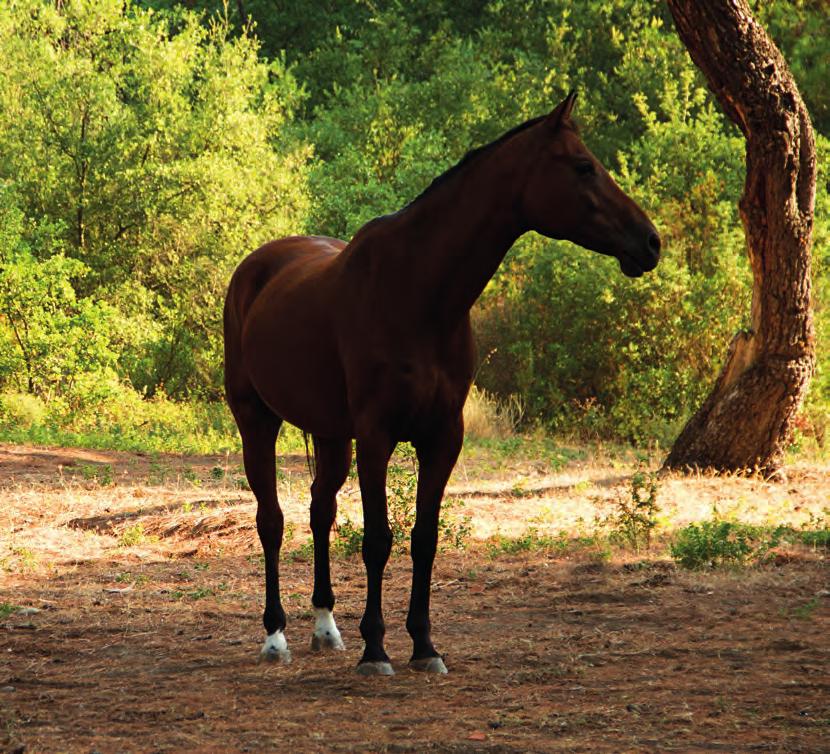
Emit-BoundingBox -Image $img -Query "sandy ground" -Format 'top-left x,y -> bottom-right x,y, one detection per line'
0,442 -> 828,752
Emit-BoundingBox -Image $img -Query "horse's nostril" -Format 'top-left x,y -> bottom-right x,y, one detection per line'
648,232 -> 661,256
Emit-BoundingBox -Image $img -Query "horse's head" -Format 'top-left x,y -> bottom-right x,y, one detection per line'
518,92 -> 660,277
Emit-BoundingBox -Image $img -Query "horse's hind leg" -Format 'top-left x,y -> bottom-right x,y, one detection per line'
309,436 -> 352,651
230,392 -> 289,662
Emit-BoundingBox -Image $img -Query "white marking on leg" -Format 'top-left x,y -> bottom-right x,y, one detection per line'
260,630 -> 292,663
311,607 -> 345,651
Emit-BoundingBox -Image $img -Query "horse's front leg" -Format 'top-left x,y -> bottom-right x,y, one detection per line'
309,436 -> 352,652
354,430 -> 395,675
407,415 -> 464,674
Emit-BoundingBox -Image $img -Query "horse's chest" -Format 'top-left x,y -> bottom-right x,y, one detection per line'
343,345 -> 469,430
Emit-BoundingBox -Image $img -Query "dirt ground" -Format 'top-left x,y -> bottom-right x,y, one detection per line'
1,443 -> 828,753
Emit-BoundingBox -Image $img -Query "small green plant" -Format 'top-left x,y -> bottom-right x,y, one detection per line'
607,469 -> 660,552
148,457 -> 171,485
12,547 -> 37,571
800,529 -> 830,548
782,597 -> 820,621
119,523 -> 148,547
286,538 -> 315,562
485,529 -> 611,561
115,571 -> 148,585
79,462 -> 114,486
486,529 -> 568,557
438,497 -> 472,551
387,452 -> 417,552
187,587 -> 214,600
210,465 -> 225,481
670,521 -> 760,569
510,482 -> 531,498
0,602 -> 18,619
283,522 -> 296,543
334,517 -> 364,557
799,508 -> 829,549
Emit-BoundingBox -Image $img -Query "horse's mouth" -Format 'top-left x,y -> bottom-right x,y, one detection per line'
618,247 -> 657,278
619,253 -> 645,278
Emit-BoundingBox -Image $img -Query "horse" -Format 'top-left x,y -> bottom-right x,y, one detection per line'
223,92 -> 660,675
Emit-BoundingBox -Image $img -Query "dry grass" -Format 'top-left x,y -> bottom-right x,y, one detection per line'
462,385 -> 524,439
1,443 -> 828,570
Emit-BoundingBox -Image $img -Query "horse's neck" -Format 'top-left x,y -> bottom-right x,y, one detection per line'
395,158 -> 526,322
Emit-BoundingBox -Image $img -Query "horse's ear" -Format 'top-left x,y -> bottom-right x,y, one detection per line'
546,90 -> 578,131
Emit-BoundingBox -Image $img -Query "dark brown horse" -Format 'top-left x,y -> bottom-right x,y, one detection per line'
224,92 -> 660,675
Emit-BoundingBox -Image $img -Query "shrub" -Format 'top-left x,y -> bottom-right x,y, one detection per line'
670,521 -> 784,569
606,470 -> 660,552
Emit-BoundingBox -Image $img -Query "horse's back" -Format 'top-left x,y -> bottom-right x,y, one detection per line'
225,236 -> 346,330
224,235 -> 352,436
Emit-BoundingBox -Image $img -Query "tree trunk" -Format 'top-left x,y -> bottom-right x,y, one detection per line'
663,0 -> 817,476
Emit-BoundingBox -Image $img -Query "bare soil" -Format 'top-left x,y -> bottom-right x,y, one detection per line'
1,443 -> 828,753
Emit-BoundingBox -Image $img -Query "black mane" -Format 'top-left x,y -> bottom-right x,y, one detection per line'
406,114 -> 547,207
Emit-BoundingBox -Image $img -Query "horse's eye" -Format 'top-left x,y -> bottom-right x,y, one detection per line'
575,160 -> 596,176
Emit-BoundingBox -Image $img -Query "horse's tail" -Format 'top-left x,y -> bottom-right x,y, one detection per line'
303,431 -> 316,480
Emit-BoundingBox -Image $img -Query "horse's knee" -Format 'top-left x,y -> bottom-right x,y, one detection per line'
411,519 -> 439,554
309,495 -> 336,534
362,525 -> 393,566
256,508 -> 284,547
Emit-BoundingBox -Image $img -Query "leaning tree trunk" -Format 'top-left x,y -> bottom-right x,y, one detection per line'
663,0 -> 817,475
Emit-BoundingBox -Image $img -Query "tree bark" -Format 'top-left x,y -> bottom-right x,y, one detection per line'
663,0 -> 817,475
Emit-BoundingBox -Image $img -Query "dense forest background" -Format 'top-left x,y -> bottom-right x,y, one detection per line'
0,0 -> 827,453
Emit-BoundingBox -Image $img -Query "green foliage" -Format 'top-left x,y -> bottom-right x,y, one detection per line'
606,470 -> 660,551
119,523 -> 150,547
0,384 -> 242,454
485,528 -> 611,560
0,0 -> 827,449
669,520 -> 788,570
0,0 -> 308,401
79,463 -> 114,486
333,518 -> 364,558
782,597 -> 820,621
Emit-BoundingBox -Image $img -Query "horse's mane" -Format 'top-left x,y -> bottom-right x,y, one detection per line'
406,114 -> 548,207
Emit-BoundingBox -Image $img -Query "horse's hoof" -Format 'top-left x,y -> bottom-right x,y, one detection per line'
311,608 -> 345,651
311,633 -> 345,651
260,632 -> 292,664
260,647 -> 292,664
409,656 -> 448,674
356,661 -> 395,676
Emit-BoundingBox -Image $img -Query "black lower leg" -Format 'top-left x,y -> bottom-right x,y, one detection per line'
309,438 -> 351,611
406,517 -> 440,659
311,512 -> 335,611
406,419 -> 463,663
359,523 -> 393,663
258,509 -> 286,635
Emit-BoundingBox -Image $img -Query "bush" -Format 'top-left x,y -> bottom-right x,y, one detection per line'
0,392 -> 46,429
670,520 -> 781,569
606,470 -> 660,552
0,382 -> 241,454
